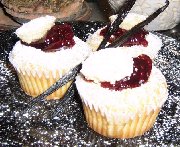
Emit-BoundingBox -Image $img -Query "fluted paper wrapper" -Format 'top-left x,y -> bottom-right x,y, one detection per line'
17,70 -> 72,100
83,102 -> 160,139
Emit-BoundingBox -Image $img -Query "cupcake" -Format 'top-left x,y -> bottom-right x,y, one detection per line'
9,15 -> 91,100
86,13 -> 162,59
75,48 -> 168,138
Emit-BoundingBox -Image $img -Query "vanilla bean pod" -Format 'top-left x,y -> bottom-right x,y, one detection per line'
107,0 -> 169,48
51,84 -> 75,117
97,0 -> 136,50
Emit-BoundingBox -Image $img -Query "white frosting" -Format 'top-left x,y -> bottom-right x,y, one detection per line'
86,29 -> 162,59
76,67 -> 168,124
81,48 -> 133,84
15,15 -> 56,44
109,13 -> 147,30
86,13 -> 162,59
9,36 -> 91,78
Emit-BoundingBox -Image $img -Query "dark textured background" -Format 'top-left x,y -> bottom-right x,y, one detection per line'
0,21 -> 179,146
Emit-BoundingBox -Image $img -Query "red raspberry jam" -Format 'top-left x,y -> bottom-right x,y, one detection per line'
100,27 -> 149,47
101,54 -> 152,91
24,23 -> 75,52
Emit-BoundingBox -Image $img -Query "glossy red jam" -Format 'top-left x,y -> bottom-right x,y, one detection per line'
23,23 -> 75,52
101,54 -> 152,91
100,27 -> 149,47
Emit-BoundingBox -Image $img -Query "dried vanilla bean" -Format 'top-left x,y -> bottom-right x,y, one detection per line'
108,0 -> 169,48
97,0 -> 136,50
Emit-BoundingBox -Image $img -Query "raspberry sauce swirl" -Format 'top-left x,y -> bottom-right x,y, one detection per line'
100,27 -> 149,47
22,23 -> 75,52
100,54 -> 152,91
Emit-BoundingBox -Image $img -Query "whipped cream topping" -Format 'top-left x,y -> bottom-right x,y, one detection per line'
9,37 -> 91,78
81,48 -> 133,84
16,15 -> 56,44
109,13 -> 147,30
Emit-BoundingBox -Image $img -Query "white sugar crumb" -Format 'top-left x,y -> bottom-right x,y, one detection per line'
15,15 -> 56,44
109,13 -> 147,30
81,48 -> 133,84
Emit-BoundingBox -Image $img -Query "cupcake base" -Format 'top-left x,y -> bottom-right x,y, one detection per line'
83,103 -> 160,139
17,71 -> 72,100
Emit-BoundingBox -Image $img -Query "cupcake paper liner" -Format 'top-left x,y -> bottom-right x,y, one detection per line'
17,70 -> 72,100
83,102 -> 160,139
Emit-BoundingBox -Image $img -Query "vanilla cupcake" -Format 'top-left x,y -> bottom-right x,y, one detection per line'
75,48 -> 168,138
86,13 -> 162,59
9,15 -> 91,100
